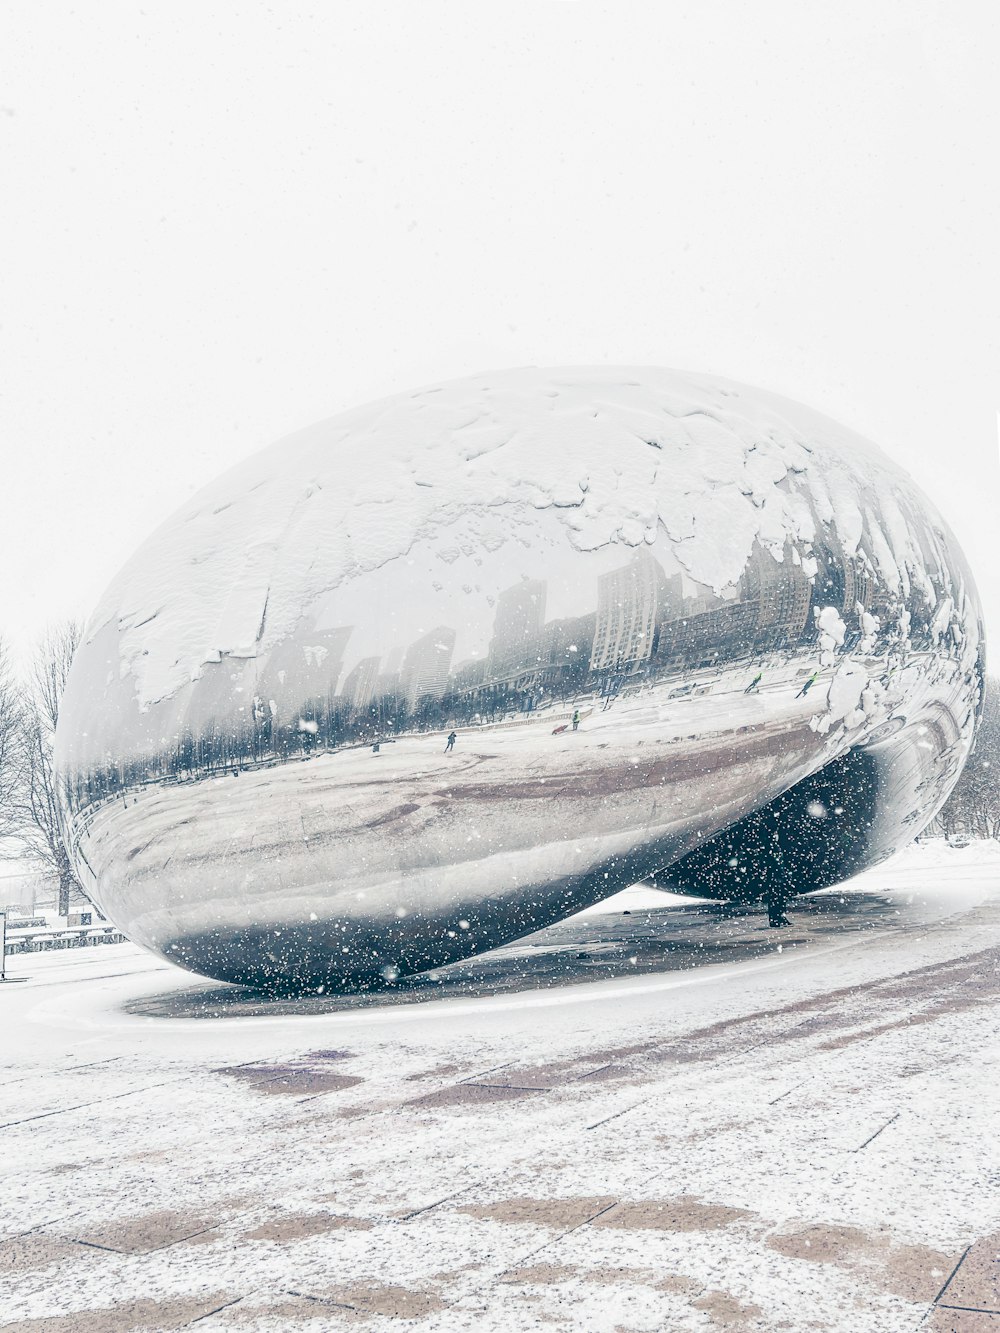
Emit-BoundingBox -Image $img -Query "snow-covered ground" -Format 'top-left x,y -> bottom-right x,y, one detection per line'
2,842 -> 999,1331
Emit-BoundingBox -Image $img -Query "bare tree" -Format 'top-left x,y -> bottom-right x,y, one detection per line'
935,677 -> 1000,841
0,636 -> 24,843
18,622 -> 85,916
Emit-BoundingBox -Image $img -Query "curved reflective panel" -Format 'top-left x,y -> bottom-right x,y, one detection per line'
54,368 -> 985,990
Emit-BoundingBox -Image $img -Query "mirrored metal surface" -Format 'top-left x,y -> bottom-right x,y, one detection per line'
55,368 -> 985,990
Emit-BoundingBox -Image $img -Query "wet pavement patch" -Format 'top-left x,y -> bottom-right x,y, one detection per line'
468,1066 -> 565,1090
498,1261 -> 578,1284
654,1275 -> 701,1294
926,1308 -> 1000,1329
881,1243 -> 958,1302
593,1198 -> 752,1232
458,1196 -> 618,1229
63,1210 -> 216,1254
936,1232 -> 1000,1313
766,1222 -> 961,1304
404,1062 -> 463,1081
211,1294 -> 346,1325
765,1221 -> 874,1262
0,1233 -> 88,1274
288,1284 -> 446,1319
405,1083 -> 546,1108
0,1294 -> 236,1332
691,1289 -> 764,1325
214,1063 -> 364,1095
246,1211 -> 374,1241
574,1063 -> 631,1082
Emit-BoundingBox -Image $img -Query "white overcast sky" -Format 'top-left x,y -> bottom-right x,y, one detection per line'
2,1 -> 999,661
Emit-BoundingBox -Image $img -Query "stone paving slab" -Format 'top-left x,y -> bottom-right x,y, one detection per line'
61,1210 -> 219,1255
0,1294 -> 237,1333
938,1235 -> 1000,1314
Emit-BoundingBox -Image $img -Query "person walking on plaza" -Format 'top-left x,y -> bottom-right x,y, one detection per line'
572,709 -> 580,731
744,670 -> 763,694
796,670 -> 819,699
444,730 -> 457,754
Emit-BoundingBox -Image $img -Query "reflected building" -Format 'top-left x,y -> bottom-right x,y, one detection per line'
590,551 -> 682,675
260,624 -> 352,717
451,657 -> 488,692
400,627 -> 456,709
541,612 -> 595,676
654,542 -> 816,669
487,580 -> 547,683
810,543 -> 876,623
749,543 -> 813,651
655,596 -> 759,670
373,646 -> 403,706
341,656 -> 381,711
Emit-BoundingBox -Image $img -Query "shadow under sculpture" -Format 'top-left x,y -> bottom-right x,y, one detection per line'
54,368 -> 985,990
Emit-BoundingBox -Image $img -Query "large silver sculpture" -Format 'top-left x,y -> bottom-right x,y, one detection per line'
55,369 -> 985,990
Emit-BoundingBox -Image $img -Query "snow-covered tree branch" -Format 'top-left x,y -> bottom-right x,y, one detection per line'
933,677 -> 1000,842
16,622 -> 86,915
0,636 -> 25,842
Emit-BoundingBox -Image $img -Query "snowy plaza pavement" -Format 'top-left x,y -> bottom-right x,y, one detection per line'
2,845 -> 1000,1332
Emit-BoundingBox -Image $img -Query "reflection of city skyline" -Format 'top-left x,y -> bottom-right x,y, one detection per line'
61,527 -> 946,808
262,536 -> 891,723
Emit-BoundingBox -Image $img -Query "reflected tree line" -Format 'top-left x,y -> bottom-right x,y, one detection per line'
932,677 -> 1000,841
0,624 -> 88,914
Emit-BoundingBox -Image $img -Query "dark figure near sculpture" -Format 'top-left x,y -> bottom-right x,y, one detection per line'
796,671 -> 820,699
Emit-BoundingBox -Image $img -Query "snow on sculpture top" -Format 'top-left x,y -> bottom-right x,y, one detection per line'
84,366 -> 961,712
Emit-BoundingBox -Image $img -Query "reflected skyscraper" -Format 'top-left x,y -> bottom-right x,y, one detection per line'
591,550 -> 681,674
487,579 -> 547,683
341,656 -> 381,710
400,627 -> 456,708
749,543 -> 813,650
260,624 -> 352,717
